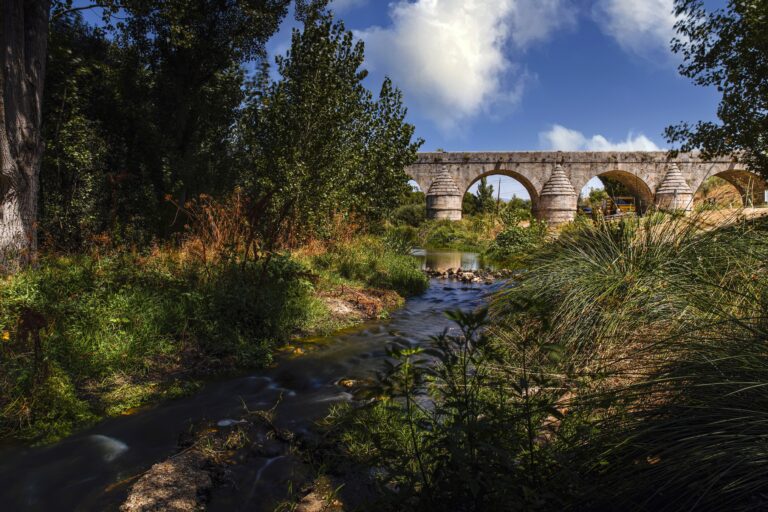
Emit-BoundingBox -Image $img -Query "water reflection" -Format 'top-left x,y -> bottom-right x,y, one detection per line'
411,248 -> 491,271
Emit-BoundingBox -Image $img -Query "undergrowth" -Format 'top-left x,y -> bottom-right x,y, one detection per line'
0,232 -> 426,443
321,212 -> 768,511
0,252 -> 318,442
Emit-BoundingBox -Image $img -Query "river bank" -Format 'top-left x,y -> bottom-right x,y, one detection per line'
301,212 -> 768,511
0,235 -> 427,445
0,253 -> 496,511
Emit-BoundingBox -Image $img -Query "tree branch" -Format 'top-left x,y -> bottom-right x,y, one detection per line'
51,2 -> 119,21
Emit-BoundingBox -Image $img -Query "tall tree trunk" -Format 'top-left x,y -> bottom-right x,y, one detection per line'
0,0 -> 50,271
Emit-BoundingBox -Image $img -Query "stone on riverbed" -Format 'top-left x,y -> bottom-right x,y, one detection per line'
421,265 -> 512,284
121,451 -> 211,512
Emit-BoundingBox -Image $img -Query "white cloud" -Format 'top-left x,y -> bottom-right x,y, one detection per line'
539,124 -> 662,151
330,0 -> 367,12
509,0 -> 578,48
592,0 -> 680,59
358,0 -> 575,133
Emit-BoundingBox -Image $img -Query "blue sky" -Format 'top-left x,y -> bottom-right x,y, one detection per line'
268,0 -> 722,199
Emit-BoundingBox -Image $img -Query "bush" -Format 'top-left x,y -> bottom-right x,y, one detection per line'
384,225 -> 419,254
486,217 -> 548,262
326,309 -> 570,510
421,220 -> 486,251
312,236 -> 428,296
0,252 -> 318,441
391,203 -> 426,227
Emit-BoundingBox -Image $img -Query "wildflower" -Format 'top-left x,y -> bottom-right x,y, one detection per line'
1,331 -> 10,341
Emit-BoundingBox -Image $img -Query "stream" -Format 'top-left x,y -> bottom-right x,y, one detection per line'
0,250 -> 501,511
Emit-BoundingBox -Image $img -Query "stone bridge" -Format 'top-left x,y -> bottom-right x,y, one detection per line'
405,151 -> 767,224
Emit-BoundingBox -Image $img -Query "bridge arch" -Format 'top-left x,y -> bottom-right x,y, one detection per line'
407,179 -> 423,192
579,169 -> 654,214
463,170 -> 540,212
701,169 -> 766,207
404,172 -> 431,195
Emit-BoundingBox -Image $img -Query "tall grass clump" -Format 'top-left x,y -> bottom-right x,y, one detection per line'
567,216 -> 768,511
495,213 -> 718,366
324,211 -> 768,510
496,211 -> 768,509
311,235 -> 428,296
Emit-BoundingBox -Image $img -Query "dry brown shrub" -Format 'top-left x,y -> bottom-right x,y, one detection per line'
173,189 -> 256,264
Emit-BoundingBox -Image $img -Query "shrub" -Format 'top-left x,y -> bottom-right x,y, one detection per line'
384,225 -> 419,254
486,217 -> 548,262
391,203 -> 426,228
421,220 -> 486,251
312,236 -> 428,296
326,309 -> 570,510
0,251 -> 319,441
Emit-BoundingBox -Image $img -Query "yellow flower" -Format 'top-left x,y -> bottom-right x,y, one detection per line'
1,331 -> 9,341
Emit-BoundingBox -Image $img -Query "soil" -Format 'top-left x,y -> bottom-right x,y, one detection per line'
319,286 -> 403,323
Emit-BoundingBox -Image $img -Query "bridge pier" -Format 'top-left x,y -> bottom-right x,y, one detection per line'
426,166 -> 463,220
535,164 -> 578,225
655,163 -> 694,212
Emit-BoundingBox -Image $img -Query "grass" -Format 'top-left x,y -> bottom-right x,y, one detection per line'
495,211 -> 768,509
306,235 -> 428,297
418,215 -> 502,252
322,211 -> 768,510
0,252 -> 317,442
0,233 -> 427,444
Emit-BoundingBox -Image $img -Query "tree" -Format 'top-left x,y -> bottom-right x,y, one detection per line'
462,192 -> 478,216
665,0 -> 768,175
474,176 -> 495,214
1,0 -> 291,265
1,0 -> 51,270
588,188 -> 609,207
240,6 -> 421,249
120,0 -> 291,204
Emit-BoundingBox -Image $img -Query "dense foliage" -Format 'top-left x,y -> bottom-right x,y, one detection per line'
38,2 -> 420,252
0,227 -> 426,442
41,1 -> 291,248
0,252 -> 317,441
240,9 -> 421,248
666,0 -> 768,175
325,213 -> 768,510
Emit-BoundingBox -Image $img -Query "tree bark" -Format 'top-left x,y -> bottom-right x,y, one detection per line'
0,0 -> 50,271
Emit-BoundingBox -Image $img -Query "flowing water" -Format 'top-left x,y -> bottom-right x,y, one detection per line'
0,250 -> 502,511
